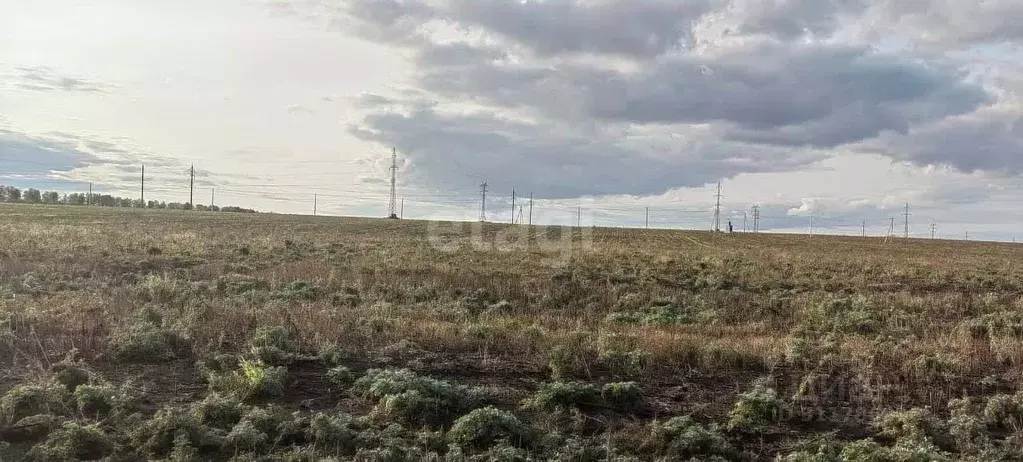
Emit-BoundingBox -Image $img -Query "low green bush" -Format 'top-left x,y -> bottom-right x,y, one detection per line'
0,383 -> 67,424
327,366 -> 355,389
192,393 -> 245,430
354,369 -> 467,426
249,325 -> 298,366
645,416 -> 732,459
50,358 -> 91,392
522,382 -> 600,411
308,412 -> 359,454
448,407 -> 533,451
2,414 -> 60,443
26,422 -> 113,461
73,384 -> 118,418
601,382 -> 644,412
206,359 -> 287,401
726,377 -> 780,431
107,316 -> 189,363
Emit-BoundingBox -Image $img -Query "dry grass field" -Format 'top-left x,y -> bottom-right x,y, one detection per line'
1,203 -> 1022,460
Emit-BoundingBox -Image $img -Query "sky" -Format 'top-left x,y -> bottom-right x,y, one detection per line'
2,0 -> 1022,241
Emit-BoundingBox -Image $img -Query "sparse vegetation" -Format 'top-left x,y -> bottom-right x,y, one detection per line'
2,204 -> 1023,459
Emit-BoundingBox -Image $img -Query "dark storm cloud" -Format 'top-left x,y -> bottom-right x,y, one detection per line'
347,107 -> 822,198
280,0 -> 1022,196
861,108 -> 1023,173
445,0 -> 712,58
416,42 -> 989,146
735,0 -> 869,40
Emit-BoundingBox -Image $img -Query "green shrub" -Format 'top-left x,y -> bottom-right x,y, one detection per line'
26,421 -> 113,461
108,318 -> 189,363
354,369 -> 466,426
983,393 -> 1023,430
308,412 -> 359,453
645,416 -> 732,458
206,359 -> 287,401
225,419 -> 268,452
275,280 -> 320,301
0,383 -> 67,423
319,343 -> 347,366
2,414 -> 60,443
874,408 -> 947,444
522,382 -> 599,411
327,366 -> 355,389
51,358 -> 91,392
73,384 -> 118,418
249,325 -> 297,366
948,398 -> 989,455
191,393 -> 245,430
600,382 -> 644,412
130,406 -> 222,457
373,389 -> 459,427
726,377 -> 780,431
546,436 -> 614,461
448,407 -> 532,450
597,348 -> 650,377
839,437 -> 951,461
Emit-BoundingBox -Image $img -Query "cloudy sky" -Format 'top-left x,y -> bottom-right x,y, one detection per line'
2,0 -> 1022,240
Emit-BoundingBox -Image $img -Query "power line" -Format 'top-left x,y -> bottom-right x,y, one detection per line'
387,147 -> 398,219
713,181 -> 722,232
479,180 -> 488,222
528,192 -> 533,226
189,164 -> 195,210
903,202 -> 910,238
751,205 -> 760,233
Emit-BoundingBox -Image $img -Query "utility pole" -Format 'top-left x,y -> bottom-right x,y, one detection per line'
743,212 -> 747,232
884,217 -> 895,243
903,203 -> 910,238
966,230 -> 969,241
479,181 -> 488,222
400,198 -> 404,219
388,147 -> 398,219
862,219 -> 866,237
645,207 -> 649,229
750,205 -> 761,233
930,223 -> 937,239
715,181 -> 722,232
528,193 -> 533,226
313,194 -> 317,217
210,188 -> 215,210
189,164 -> 194,210
511,188 -> 516,224
88,183 -> 92,206
141,165 -> 145,207
576,206 -> 581,228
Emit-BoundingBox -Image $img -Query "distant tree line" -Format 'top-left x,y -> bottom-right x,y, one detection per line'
0,185 -> 257,213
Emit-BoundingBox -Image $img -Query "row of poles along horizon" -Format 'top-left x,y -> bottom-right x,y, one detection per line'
78,149 -> 983,241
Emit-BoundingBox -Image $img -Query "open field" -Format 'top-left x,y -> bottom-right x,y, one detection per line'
1,203 -> 1023,460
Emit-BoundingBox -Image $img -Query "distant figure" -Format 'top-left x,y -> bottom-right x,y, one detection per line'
727,221 -> 733,233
